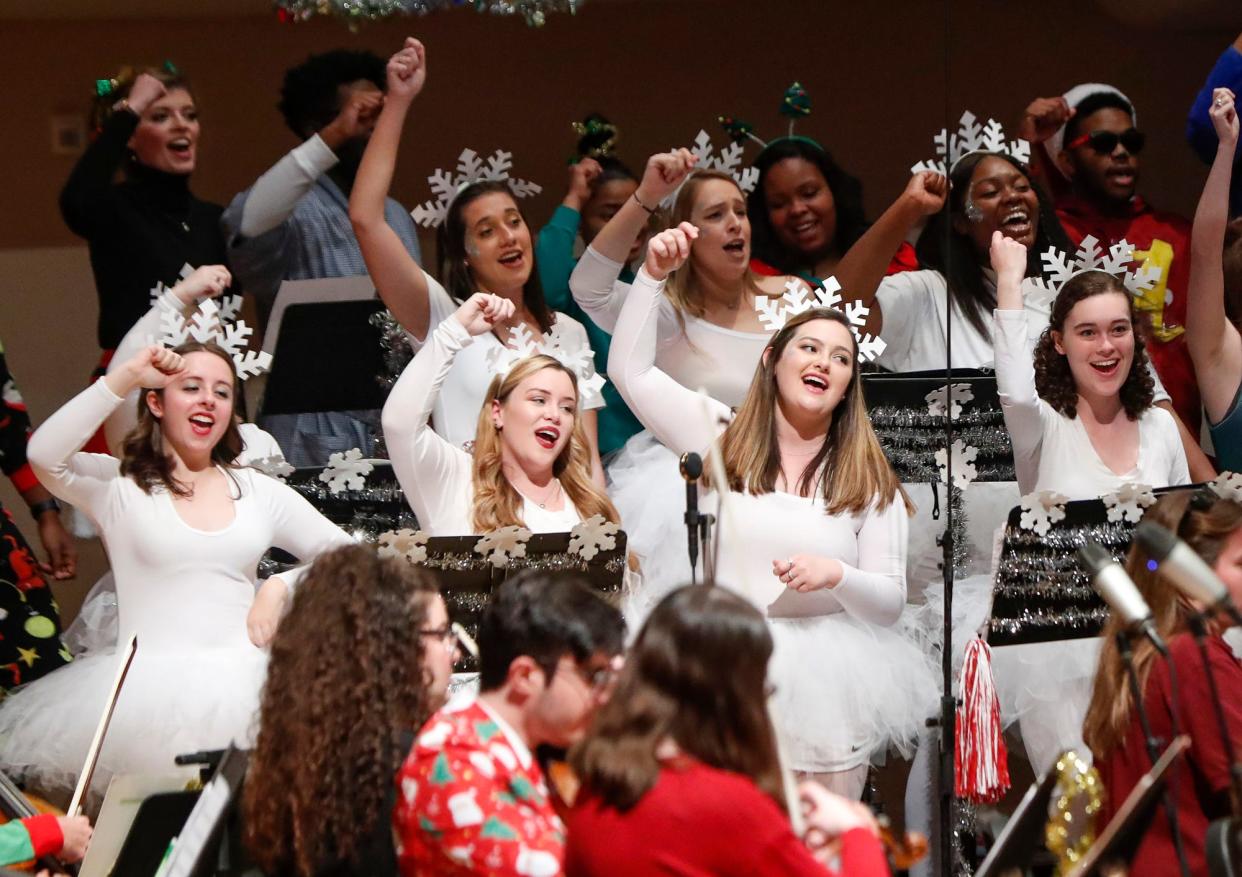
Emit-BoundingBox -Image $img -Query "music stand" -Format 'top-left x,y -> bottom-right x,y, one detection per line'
990,485 -> 1199,647
975,756 -> 1062,877
161,746 -> 251,877
1065,736 -> 1190,877
411,531 -> 629,665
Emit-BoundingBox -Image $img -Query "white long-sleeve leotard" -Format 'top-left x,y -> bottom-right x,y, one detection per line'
29,380 -> 353,649
992,308 -> 1189,498
383,317 -> 583,537
570,246 -> 773,407
607,266 -> 908,623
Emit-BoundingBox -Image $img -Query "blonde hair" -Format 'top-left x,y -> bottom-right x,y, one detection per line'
471,355 -> 619,533
664,170 -> 771,334
715,308 -> 911,516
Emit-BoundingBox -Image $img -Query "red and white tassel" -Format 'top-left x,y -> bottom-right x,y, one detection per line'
955,637 -> 1010,804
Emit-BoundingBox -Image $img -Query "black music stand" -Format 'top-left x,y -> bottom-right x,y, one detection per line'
990,485 -> 1199,647
975,755 -> 1062,877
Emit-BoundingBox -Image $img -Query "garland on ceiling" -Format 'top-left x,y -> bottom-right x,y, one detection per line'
274,0 -> 582,28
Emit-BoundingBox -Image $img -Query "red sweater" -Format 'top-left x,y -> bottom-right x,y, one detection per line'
1055,195 -> 1200,433
1093,633 -> 1242,877
564,759 -> 890,877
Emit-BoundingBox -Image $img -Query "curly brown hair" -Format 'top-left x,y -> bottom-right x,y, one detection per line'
243,545 -> 443,877
1033,271 -> 1155,419
119,341 -> 244,496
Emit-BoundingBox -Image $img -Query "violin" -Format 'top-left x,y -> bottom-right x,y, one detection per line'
0,769 -> 71,875
875,815 -> 930,870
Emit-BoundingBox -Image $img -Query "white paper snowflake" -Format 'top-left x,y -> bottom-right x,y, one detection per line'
1102,483 -> 1156,523
910,111 -> 1031,175
935,439 -> 979,490
248,455 -> 295,481
1028,235 -> 1161,305
1018,490 -> 1069,537
378,528 -> 430,565
147,263 -> 195,307
474,526 -> 532,567
486,324 -> 607,407
658,129 -> 760,209
753,278 -> 886,363
411,148 -> 541,228
568,514 -> 620,561
1209,471 -> 1242,503
318,448 -> 374,494
157,297 -> 272,380
926,382 -> 975,419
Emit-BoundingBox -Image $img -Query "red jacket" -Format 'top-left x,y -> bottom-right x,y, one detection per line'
1093,633 -> 1242,877
1055,195 -> 1200,432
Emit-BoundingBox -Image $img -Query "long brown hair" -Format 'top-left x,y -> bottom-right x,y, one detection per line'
1083,491 -> 1242,756
437,180 -> 554,333
1033,271 -> 1155,419
570,585 -> 787,812
664,170 -> 770,332
119,341 -> 243,496
243,545 -> 443,877
716,308 -> 910,515
470,355 -> 619,533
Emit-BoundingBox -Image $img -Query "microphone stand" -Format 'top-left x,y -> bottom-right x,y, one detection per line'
699,511 -> 716,585
1117,630 -> 1193,877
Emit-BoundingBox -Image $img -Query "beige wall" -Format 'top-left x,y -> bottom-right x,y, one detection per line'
0,0 -> 1234,619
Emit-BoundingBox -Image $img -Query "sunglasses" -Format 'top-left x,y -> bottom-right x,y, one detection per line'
1066,128 -> 1145,156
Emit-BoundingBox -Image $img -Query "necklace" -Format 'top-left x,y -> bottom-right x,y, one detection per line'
522,479 -> 561,510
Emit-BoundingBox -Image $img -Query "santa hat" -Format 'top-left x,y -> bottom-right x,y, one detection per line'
1043,83 -> 1138,177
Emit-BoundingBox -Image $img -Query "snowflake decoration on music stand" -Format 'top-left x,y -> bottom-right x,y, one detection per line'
568,514 -> 620,561
1209,471 -> 1242,503
475,526 -> 532,567
936,439 -> 979,490
379,528 -> 430,565
1102,483 -> 1156,523
1018,490 -> 1069,537
926,382 -> 975,419
318,448 -> 374,494
249,455 -> 295,482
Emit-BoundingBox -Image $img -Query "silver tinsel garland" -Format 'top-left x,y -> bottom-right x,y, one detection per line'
274,0 -> 583,28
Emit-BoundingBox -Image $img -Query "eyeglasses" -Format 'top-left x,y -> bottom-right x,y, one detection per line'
560,658 -> 616,694
419,625 -> 459,648
1066,128 -> 1145,156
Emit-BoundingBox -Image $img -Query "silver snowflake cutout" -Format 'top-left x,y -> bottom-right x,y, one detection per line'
474,525 -> 533,567
926,382 -> 975,419
318,448 -> 374,494
248,455 -> 295,481
1018,490 -> 1069,537
568,514 -> 620,561
910,111 -> 1031,175
1102,482 -> 1156,523
660,129 -> 759,209
157,297 -> 272,380
411,148 -> 541,228
378,528 -> 430,565
935,439 -> 979,490
753,278 -> 886,363
1210,471 -> 1242,504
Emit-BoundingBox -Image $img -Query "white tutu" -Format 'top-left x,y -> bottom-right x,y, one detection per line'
0,643 -> 267,797
768,613 -> 939,773
607,432 -> 696,628
62,573 -> 118,658
991,637 -> 1101,775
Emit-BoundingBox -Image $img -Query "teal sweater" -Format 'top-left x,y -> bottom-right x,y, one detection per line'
536,205 -> 643,457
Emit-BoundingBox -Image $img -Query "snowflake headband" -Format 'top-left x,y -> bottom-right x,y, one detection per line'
753,278 -> 887,363
910,111 -> 1031,176
660,130 -> 759,210
157,297 -> 272,380
411,148 -> 542,229
486,324 -> 606,407
1028,235 -> 1160,309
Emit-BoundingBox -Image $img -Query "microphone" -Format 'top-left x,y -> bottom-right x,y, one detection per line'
680,453 -> 703,583
1135,520 -> 1242,626
1078,541 -> 1168,655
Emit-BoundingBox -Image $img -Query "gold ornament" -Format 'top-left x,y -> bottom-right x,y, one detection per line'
1045,750 -> 1105,874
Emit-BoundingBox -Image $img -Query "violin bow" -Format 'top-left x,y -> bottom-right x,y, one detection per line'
67,634 -> 137,816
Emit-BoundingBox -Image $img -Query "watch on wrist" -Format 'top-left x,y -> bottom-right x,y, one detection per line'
29,499 -> 61,519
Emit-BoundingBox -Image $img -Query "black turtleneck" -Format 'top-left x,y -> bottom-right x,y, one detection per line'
60,111 -> 232,351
